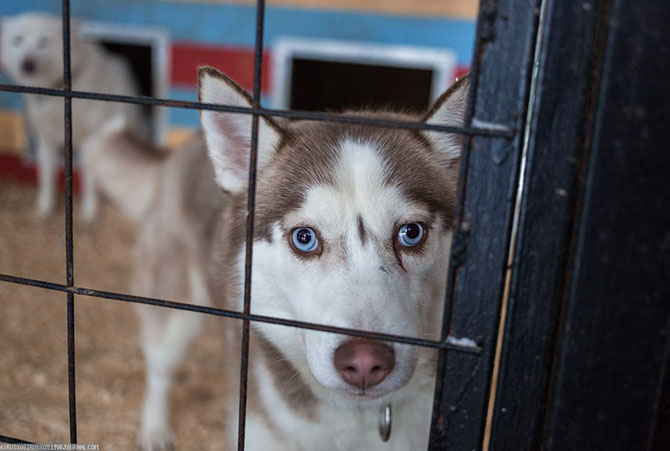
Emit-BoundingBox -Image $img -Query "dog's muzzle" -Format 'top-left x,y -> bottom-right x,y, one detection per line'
21,57 -> 37,75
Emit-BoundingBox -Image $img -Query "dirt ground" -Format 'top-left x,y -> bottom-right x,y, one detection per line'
0,182 -> 229,450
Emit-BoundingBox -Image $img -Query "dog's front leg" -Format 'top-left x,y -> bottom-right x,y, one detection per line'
136,307 -> 204,451
34,138 -> 58,219
133,251 -> 209,450
79,143 -> 98,224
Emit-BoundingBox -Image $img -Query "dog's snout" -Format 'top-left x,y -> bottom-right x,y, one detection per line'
21,58 -> 37,75
333,339 -> 395,390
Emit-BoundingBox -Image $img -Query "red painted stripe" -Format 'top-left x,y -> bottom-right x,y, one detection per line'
455,65 -> 470,79
171,43 -> 272,93
0,154 -> 81,192
170,41 -> 469,95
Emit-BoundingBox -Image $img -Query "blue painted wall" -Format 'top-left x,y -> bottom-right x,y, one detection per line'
0,0 -> 475,128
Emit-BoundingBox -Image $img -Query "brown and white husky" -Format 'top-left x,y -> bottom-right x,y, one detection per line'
134,66 -> 469,450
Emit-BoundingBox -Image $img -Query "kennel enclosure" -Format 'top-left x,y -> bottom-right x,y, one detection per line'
0,0 -> 668,450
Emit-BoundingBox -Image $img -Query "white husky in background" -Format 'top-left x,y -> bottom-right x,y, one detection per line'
134,66 -> 469,450
1,12 -> 146,221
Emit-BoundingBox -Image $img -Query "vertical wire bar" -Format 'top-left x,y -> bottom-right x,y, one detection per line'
427,1 -> 486,440
61,0 -> 77,443
237,0 -> 266,449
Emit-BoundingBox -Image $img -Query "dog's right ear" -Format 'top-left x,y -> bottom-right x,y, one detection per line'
198,66 -> 282,193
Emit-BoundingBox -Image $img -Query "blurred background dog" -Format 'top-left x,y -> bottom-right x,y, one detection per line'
1,12 -> 147,221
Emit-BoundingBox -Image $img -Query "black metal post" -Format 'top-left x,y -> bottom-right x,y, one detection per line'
540,0 -> 670,449
428,0 -> 540,448
486,0 -> 615,449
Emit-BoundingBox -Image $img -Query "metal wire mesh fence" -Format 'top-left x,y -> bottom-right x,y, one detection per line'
0,0 -> 519,448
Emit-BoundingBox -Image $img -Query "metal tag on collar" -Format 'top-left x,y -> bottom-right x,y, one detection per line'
378,404 -> 392,442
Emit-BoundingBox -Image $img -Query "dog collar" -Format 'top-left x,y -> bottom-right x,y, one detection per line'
378,404 -> 392,442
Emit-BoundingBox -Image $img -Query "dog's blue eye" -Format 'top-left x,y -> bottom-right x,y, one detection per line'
291,227 -> 319,253
398,223 -> 425,247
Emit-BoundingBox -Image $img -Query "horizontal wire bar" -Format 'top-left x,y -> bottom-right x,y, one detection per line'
0,434 -> 33,444
0,273 -> 481,354
0,83 -> 515,138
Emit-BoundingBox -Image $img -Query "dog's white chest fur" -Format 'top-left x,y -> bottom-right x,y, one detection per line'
242,347 -> 436,451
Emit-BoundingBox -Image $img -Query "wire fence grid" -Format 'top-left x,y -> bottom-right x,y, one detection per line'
0,0 -> 515,448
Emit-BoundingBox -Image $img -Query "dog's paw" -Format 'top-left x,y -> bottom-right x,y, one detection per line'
79,199 -> 98,225
78,208 -> 96,226
34,196 -> 54,220
137,425 -> 175,451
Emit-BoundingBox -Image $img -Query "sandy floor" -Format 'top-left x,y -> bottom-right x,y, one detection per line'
0,182 -> 229,450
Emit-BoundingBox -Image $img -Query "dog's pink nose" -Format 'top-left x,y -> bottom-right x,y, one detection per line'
333,339 -> 395,390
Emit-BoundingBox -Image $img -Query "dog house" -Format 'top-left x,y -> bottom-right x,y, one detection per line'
271,37 -> 456,112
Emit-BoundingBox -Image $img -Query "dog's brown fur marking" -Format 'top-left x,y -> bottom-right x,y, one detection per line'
256,334 -> 318,420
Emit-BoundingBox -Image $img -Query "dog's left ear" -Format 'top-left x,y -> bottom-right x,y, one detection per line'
198,66 -> 282,193
423,74 -> 470,161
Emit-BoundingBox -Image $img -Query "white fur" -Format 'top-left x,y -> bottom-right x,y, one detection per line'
136,263 -> 212,451
79,117 -> 162,223
1,12 -> 147,220
130,132 -> 225,451
245,361 -> 435,451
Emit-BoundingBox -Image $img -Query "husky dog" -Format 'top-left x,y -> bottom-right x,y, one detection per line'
1,12 -> 146,220
129,131 -> 226,451
135,66 -> 468,450
77,122 -> 226,450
